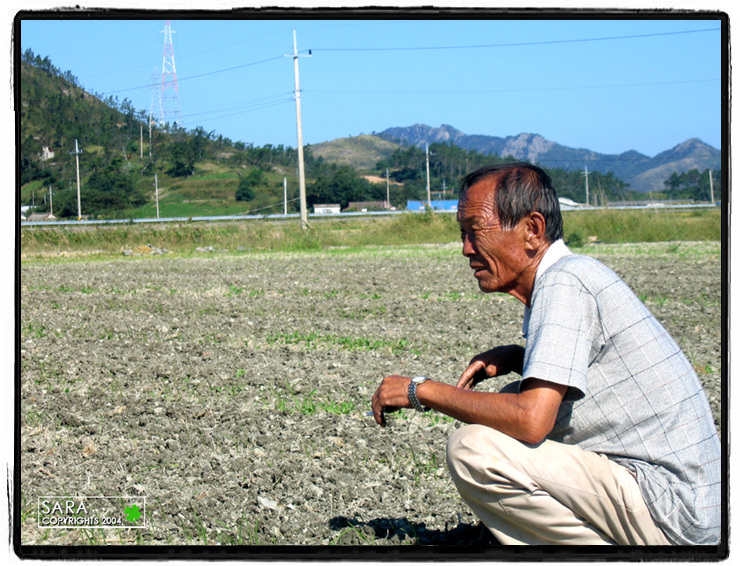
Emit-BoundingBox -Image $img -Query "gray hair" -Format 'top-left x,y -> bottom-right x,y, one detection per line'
459,162 -> 564,243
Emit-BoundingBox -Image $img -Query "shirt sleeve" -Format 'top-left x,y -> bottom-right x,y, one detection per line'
521,270 -> 600,401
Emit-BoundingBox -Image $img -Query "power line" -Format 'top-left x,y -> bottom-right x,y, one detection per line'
307,78 -> 720,97
308,26 -> 721,52
177,55 -> 287,83
94,26 -> 720,97
184,92 -> 294,117
81,28 -> 293,82
98,54 -> 286,96
181,97 -> 294,124
82,23 -> 719,152
174,27 -> 294,61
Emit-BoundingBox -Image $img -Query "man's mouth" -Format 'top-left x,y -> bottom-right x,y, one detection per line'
470,262 -> 486,274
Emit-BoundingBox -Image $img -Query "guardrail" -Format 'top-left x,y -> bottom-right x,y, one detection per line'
19,203 -> 719,228
19,209 -> 415,227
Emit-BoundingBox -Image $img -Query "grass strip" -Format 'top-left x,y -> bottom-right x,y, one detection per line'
21,208 -> 721,260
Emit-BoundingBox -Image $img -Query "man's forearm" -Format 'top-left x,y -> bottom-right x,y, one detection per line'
415,378 -> 565,445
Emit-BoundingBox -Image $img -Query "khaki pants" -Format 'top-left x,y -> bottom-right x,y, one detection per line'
446,424 -> 672,545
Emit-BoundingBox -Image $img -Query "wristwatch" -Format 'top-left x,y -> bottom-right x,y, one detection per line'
408,376 -> 430,412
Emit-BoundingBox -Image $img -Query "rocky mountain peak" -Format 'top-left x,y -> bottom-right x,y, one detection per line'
378,124 -> 720,193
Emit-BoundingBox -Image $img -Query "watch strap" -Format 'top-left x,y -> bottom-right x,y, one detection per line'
408,376 -> 429,412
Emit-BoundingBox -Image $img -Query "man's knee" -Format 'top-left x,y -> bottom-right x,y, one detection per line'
447,424 -> 536,490
447,424 -> 500,484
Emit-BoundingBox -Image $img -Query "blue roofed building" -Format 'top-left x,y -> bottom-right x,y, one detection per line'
408,198 -> 584,213
406,200 -> 459,212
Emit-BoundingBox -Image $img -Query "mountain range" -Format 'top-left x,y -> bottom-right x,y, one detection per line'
375,124 -> 721,193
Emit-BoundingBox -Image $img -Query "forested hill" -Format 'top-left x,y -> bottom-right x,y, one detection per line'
19,51 -> 303,219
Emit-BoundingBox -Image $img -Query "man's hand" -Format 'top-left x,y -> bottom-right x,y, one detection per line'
370,375 -> 413,427
457,345 -> 525,390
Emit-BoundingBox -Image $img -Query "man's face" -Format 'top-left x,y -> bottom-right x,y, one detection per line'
457,180 -> 532,299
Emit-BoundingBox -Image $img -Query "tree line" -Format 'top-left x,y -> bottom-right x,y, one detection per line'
663,169 -> 722,202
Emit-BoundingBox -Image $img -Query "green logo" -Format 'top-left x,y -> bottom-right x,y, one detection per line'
124,504 -> 142,524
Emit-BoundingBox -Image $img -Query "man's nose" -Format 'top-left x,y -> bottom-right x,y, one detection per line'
461,233 -> 475,257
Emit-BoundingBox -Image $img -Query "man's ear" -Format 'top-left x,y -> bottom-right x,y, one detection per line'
522,212 -> 547,250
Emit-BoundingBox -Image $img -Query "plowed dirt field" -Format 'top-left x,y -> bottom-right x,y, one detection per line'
18,241 -> 723,549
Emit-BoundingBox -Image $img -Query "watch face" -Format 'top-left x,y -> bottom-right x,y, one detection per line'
413,376 -> 427,384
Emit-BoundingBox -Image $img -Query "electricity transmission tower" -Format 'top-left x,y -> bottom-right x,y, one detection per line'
159,20 -> 183,128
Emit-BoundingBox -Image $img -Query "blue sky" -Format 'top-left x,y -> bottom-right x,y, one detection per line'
18,12 -> 724,158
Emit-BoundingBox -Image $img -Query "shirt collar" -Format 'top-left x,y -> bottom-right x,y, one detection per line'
534,238 -> 571,283
522,239 -> 572,337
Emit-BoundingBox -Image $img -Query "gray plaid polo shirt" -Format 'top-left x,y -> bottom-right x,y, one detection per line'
520,244 -> 721,545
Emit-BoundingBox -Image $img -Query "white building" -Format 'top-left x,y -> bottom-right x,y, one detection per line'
313,204 -> 341,215
558,197 -> 584,210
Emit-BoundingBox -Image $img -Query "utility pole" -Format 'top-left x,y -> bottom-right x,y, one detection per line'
582,165 -> 590,206
709,170 -> 715,204
284,177 -> 288,215
48,186 -> 53,217
287,28 -> 310,229
140,125 -> 144,159
386,168 -> 390,209
71,139 -> 82,220
425,143 -> 432,210
149,69 -> 158,158
154,173 -> 160,219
